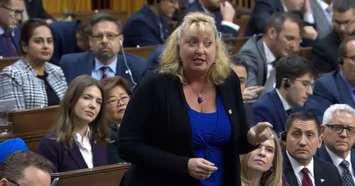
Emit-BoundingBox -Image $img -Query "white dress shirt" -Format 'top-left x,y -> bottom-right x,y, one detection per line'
276,89 -> 292,111
325,145 -> 355,183
286,150 -> 315,186
73,128 -> 93,168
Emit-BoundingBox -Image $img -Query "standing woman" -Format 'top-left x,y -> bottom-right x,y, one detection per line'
101,76 -> 132,164
119,12 -> 273,186
0,19 -> 67,110
38,75 -> 110,172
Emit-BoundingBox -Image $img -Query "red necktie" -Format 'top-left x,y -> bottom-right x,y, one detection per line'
301,168 -> 313,186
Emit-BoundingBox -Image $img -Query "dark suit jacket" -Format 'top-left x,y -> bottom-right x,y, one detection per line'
245,0 -> 283,36
253,89 -> 287,134
0,27 -> 21,57
123,5 -> 170,47
316,144 -> 355,174
187,1 -> 238,38
59,51 -> 147,88
305,70 -> 355,121
50,20 -> 82,65
25,0 -> 52,19
309,31 -> 340,74
284,153 -> 342,186
38,134 -> 109,172
118,73 -> 255,186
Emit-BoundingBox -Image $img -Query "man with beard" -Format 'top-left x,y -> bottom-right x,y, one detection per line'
310,0 -> 355,74
317,104 -> 355,185
283,111 -> 342,186
59,12 -> 147,89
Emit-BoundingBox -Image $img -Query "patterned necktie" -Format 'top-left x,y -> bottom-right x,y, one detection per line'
301,168 -> 313,186
100,66 -> 109,79
2,30 -> 18,56
340,160 -> 355,186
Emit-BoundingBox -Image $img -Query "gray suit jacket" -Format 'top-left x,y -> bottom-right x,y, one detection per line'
237,34 -> 267,87
311,0 -> 332,39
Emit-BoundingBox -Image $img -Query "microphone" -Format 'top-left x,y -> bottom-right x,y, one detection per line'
119,39 -> 137,89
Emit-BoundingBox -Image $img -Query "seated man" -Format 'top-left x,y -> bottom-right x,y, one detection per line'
187,0 -> 239,38
0,138 -> 28,165
305,36 -> 355,121
283,112 -> 342,185
0,151 -> 53,186
59,12 -> 147,89
123,0 -> 179,47
0,0 -> 25,57
238,12 -> 302,94
317,104 -> 355,185
253,56 -> 315,134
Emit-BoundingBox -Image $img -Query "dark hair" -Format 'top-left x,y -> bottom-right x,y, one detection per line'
0,0 -> 11,6
56,75 -> 109,148
338,35 -> 355,59
231,55 -> 248,73
275,56 -> 315,88
19,19 -> 52,54
89,12 -> 121,35
333,0 -> 355,13
264,12 -> 303,34
2,151 -> 54,181
101,76 -> 132,98
147,0 -> 161,5
285,111 -> 320,136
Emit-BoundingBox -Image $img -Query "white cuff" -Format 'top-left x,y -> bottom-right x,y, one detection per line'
221,21 -> 240,31
304,11 -> 314,24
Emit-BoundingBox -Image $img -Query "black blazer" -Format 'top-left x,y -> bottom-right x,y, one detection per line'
118,73 -> 255,186
283,152 -> 342,186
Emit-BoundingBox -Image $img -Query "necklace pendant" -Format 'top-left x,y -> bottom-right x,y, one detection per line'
197,96 -> 203,104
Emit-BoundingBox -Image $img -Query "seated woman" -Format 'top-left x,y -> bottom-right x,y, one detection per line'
38,75 -> 110,172
240,132 -> 283,186
0,19 -> 67,110
101,76 -> 132,164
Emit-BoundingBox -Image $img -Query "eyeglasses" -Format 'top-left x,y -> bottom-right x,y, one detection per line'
326,124 -> 355,135
91,32 -> 120,41
294,79 -> 314,90
107,95 -> 129,105
1,4 -> 24,17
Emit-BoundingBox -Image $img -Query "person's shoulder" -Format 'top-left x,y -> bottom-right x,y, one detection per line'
1,59 -> 29,77
60,51 -> 90,64
315,71 -> 338,85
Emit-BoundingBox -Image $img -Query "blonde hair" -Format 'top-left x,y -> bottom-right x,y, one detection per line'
240,133 -> 283,186
159,12 -> 231,84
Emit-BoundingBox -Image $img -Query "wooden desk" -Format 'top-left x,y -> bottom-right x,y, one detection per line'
52,163 -> 130,186
125,45 -> 158,60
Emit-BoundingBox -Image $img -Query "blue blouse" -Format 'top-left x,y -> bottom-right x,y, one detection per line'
188,96 -> 232,186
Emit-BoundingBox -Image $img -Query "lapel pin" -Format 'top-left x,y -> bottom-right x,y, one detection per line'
320,178 -> 325,183
228,109 -> 232,115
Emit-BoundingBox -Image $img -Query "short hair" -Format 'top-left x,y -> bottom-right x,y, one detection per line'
275,56 -> 315,88
264,12 -> 303,34
147,0 -> 161,5
2,151 -> 53,182
101,76 -> 132,98
231,55 -> 248,73
322,104 -> 355,125
285,111 -> 320,135
56,75 -> 109,148
338,35 -> 355,58
20,19 -> 52,54
89,12 -> 121,35
333,0 -> 355,13
159,12 -> 231,85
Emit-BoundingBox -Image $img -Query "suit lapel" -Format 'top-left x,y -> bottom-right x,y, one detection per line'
351,150 -> 355,173
318,145 -> 333,164
270,90 -> 287,132
256,37 -> 268,84
335,72 -> 355,108
68,143 -> 88,169
283,153 -> 299,186
85,52 -> 96,75
314,158 -> 328,185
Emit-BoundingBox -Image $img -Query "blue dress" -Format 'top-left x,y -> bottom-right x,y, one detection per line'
188,96 -> 232,186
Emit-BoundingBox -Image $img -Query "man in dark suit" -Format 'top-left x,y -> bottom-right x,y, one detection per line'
310,0 -> 355,74
317,104 -> 355,185
305,36 -> 355,120
245,0 -> 326,41
253,56 -> 315,134
283,111 -> 342,186
0,0 -> 24,57
24,0 -> 52,20
187,0 -> 239,38
238,12 -> 302,92
59,13 -> 147,89
123,0 -> 179,47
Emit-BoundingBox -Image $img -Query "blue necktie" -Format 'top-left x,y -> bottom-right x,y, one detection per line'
340,160 -> 355,186
100,66 -> 109,79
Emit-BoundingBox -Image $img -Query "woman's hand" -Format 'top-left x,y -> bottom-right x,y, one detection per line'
188,158 -> 218,180
247,122 -> 274,146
